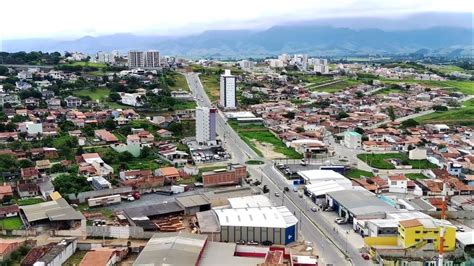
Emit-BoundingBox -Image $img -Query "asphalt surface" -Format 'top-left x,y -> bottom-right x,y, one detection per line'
184,72 -> 368,266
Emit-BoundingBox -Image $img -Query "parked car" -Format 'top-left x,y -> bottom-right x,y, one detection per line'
456,226 -> 465,232
361,253 -> 370,260
236,240 -> 246,245
284,187 -> 289,192
335,218 -> 346,224
262,240 -> 273,246
274,192 -> 280,197
311,207 -> 317,212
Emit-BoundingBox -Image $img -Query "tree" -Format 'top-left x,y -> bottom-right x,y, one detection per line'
109,92 -> 121,102
433,105 -> 448,112
52,174 -> 90,195
336,111 -> 349,120
401,119 -> 419,128
285,111 -> 296,119
447,99 -> 461,108
387,106 -> 396,121
355,91 -> 364,98
0,66 -> 9,75
354,127 -> 364,135
103,118 -> 117,131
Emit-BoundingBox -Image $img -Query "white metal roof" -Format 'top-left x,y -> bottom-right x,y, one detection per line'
456,232 -> 474,246
306,181 -> 348,197
298,170 -> 346,183
215,206 -> 297,228
228,195 -> 272,209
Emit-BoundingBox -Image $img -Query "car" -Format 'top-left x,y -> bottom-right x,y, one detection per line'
248,241 -> 259,246
335,218 -> 346,224
262,240 -> 273,246
456,226 -> 465,232
361,253 -> 370,260
274,192 -> 280,197
236,240 -> 246,245
284,187 -> 290,192
293,187 -> 298,192
311,207 -> 317,212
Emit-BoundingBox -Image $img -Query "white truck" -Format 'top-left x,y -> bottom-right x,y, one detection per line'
88,194 -> 121,207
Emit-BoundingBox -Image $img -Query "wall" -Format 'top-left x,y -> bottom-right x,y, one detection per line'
220,226 -> 287,245
364,236 -> 398,247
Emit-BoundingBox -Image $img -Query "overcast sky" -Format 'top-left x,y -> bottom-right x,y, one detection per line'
1,0 -> 472,40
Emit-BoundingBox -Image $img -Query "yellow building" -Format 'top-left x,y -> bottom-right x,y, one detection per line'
398,218 -> 456,251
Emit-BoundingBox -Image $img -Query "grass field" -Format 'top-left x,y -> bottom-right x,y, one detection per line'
230,122 -> 302,159
167,72 -> 190,91
415,99 -> 474,126
345,169 -> 374,179
246,160 -> 265,165
200,73 -> 220,102
69,61 -> 107,68
309,79 -> 361,93
374,87 -> 405,95
16,197 -> 44,206
425,64 -> 470,75
173,101 -> 197,110
357,153 -> 437,170
406,173 -> 428,180
0,216 -> 23,230
382,79 -> 474,95
63,250 -> 87,266
74,88 -> 111,101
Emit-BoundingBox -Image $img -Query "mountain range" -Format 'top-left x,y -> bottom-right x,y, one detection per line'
2,13 -> 473,58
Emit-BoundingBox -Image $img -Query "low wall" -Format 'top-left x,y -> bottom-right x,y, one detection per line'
0,229 -> 37,237
364,236 -> 398,247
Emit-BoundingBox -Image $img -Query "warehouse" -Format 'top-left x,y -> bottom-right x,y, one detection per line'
298,169 -> 347,185
175,194 -> 211,215
228,195 -> 272,208
133,232 -> 208,266
326,190 -> 397,223
214,206 -> 298,245
20,198 -> 85,227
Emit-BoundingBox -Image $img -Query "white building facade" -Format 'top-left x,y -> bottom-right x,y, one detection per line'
220,69 -> 236,109
195,107 -> 217,145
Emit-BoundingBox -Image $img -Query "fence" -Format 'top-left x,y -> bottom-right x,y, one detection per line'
0,229 -> 37,237
86,226 -> 155,239
68,187 -> 133,203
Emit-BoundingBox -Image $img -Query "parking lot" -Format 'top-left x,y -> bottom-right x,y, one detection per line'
187,140 -> 231,164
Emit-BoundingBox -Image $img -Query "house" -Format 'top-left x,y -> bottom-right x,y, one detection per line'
36,160 -> 51,172
17,183 -> 39,198
24,97 -> 40,107
344,131 -> 362,149
46,97 -> 62,109
65,96 -> 82,108
157,129 -> 173,138
18,122 -> 43,137
119,92 -> 143,107
0,94 -> 21,106
0,185 -> 13,202
21,167 -> 40,180
447,162 -> 462,176
79,153 -> 114,176
28,239 -> 77,266
80,248 -> 118,266
38,180 -> 55,200
0,132 -> 18,142
94,129 -> 118,143
409,148 -> 427,160
0,204 -> 19,218
0,239 -> 24,261
15,81 -> 32,91
155,167 -> 180,183
41,90 -> 55,99
388,175 -> 408,193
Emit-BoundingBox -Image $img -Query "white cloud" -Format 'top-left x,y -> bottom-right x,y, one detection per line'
0,0 -> 472,39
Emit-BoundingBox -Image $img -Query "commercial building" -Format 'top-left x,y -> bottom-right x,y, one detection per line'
220,69 -> 237,109
202,164 -> 246,187
298,169 -> 347,185
20,198 -> 85,226
344,131 -> 362,149
128,50 -> 160,69
398,218 -> 456,251
195,107 -> 217,145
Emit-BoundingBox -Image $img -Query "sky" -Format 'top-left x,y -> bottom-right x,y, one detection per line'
1,0 -> 472,40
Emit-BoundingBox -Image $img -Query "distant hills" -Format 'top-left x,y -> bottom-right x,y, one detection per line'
2,13 -> 473,58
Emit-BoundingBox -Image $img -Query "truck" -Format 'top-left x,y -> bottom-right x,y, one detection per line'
88,194 -> 121,207
121,191 -> 141,201
171,185 -> 185,194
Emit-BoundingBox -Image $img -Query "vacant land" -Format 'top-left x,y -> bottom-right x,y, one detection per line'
230,122 -> 302,159
310,79 -> 361,93
16,197 -> 44,206
0,216 -> 23,230
345,169 -> 374,179
357,153 -> 437,169
415,99 -> 474,126
406,173 -> 428,180
74,87 -> 111,101
166,72 -> 190,91
374,87 -> 405,95
63,250 -> 87,266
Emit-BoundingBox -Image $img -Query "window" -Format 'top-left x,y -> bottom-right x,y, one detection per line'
434,231 -> 439,234
427,239 -> 433,243
415,239 -> 420,242
391,181 -> 397,185
423,231 -> 427,234
415,231 -> 421,234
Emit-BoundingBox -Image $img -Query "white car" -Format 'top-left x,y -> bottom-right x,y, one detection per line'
274,192 -> 280,197
335,218 -> 346,224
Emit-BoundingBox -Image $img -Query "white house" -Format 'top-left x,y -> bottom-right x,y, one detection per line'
18,122 -> 43,136
119,92 -> 143,107
409,148 -> 427,160
388,175 -> 408,193
344,131 -> 362,149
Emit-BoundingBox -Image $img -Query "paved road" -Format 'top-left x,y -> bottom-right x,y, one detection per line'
184,72 -> 363,266
0,64 -> 55,69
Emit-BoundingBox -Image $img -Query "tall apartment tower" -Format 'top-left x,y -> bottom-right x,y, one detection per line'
144,50 -> 160,68
128,51 -> 144,68
196,107 -> 217,145
219,69 -> 236,109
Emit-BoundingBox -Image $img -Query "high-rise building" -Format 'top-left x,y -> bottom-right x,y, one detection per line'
220,69 -> 236,109
127,50 -> 160,69
128,51 -> 144,68
314,64 -> 329,74
144,50 -> 160,68
196,107 -> 217,145
302,54 -> 308,70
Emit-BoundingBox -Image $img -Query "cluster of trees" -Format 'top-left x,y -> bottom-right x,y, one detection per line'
0,51 -> 61,65
52,173 -> 90,195
0,154 -> 34,173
